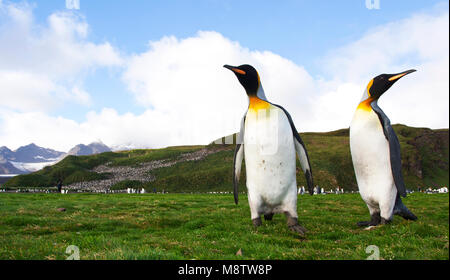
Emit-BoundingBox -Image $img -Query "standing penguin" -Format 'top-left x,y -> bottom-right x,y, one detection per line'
350,70 -> 418,226
224,64 -> 314,235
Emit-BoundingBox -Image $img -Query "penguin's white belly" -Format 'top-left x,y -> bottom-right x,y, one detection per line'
350,109 -> 395,206
244,107 -> 296,210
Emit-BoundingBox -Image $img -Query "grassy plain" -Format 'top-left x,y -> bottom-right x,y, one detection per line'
0,193 -> 447,260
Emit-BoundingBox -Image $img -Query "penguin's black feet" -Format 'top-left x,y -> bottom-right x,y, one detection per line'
252,217 -> 262,227
285,213 -> 307,236
289,223 -> 307,235
264,213 -> 274,221
357,212 -> 381,227
357,221 -> 371,227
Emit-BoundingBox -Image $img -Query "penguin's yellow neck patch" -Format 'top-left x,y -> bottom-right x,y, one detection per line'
357,97 -> 374,112
248,96 -> 270,111
366,79 -> 374,97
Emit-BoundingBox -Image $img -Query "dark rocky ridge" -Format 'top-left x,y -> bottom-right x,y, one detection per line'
0,156 -> 25,175
13,143 -> 65,163
68,142 -> 111,156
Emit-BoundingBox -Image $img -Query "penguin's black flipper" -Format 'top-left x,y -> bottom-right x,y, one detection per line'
272,104 -> 314,195
371,102 -> 407,197
233,116 -> 246,205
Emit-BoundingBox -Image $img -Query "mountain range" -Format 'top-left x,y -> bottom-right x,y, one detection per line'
0,142 -> 111,175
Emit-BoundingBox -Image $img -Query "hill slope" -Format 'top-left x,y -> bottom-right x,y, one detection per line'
4,125 -> 449,192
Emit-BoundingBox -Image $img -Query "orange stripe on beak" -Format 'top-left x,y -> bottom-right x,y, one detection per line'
388,69 -> 416,81
232,68 -> 246,75
388,73 -> 408,81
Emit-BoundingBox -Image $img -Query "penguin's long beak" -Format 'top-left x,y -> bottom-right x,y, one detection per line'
388,69 -> 417,82
224,65 -> 246,75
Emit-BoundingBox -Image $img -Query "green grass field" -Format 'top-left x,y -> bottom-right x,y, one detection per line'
0,193 -> 447,260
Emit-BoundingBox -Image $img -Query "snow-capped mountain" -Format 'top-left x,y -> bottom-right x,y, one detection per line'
11,143 -> 65,163
0,146 -> 15,160
0,144 -> 65,175
0,142 -> 112,174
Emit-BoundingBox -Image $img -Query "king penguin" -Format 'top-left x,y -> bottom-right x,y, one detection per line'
224,64 -> 314,235
350,70 -> 418,227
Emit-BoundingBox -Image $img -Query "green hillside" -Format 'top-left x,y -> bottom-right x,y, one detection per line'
4,125 -> 449,192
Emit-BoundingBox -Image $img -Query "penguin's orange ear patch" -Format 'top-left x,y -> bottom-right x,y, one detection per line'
232,68 -> 246,75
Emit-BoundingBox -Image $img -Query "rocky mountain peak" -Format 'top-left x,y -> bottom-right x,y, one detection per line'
68,142 -> 111,156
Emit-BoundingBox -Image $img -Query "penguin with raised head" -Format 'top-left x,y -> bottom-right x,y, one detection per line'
350,70 -> 418,227
224,64 -> 314,235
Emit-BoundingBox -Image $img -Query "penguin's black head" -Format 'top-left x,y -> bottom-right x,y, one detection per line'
368,69 -> 416,99
224,64 -> 260,95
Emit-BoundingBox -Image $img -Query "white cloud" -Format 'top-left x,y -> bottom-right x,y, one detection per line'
0,110 -> 85,151
0,1 -> 122,112
0,70 -> 57,111
0,107 -> 194,152
323,11 -> 448,80
0,109 -> 164,151
0,3 -> 448,152
318,9 -> 449,130
67,86 -> 92,106
122,31 -> 316,147
120,9 -> 448,148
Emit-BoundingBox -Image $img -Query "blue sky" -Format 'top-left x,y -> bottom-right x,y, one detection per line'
30,1 -> 444,64
0,0 -> 448,150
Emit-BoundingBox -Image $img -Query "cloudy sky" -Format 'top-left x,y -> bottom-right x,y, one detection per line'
0,0 -> 448,152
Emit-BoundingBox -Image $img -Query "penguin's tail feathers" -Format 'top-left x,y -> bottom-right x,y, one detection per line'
394,206 -> 418,220
393,195 -> 418,221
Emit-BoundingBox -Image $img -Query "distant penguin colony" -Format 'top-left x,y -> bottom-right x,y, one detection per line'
224,64 -> 314,235
350,70 -> 418,226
